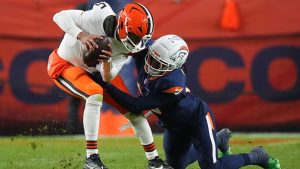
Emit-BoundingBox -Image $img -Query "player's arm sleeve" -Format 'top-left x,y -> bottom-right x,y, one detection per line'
53,10 -> 83,38
99,55 -> 127,82
104,84 -> 184,114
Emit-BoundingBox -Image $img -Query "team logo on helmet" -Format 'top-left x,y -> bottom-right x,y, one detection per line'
170,45 -> 188,62
144,35 -> 189,77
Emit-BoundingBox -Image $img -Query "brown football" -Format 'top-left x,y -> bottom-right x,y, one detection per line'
83,37 -> 110,67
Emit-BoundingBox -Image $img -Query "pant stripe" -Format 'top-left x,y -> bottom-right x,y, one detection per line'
57,76 -> 88,100
206,113 -> 217,163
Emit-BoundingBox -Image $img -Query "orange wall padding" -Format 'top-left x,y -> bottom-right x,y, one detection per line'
0,0 -> 133,136
0,0 -> 85,38
136,0 -> 300,39
0,0 -> 300,133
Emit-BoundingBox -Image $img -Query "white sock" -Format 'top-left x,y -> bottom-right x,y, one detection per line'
83,94 -> 103,158
125,113 -> 158,160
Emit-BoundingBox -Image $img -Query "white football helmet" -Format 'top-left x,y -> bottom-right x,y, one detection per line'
144,34 -> 189,77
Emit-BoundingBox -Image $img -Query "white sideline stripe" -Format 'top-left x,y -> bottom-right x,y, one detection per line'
206,114 -> 217,163
58,78 -> 87,100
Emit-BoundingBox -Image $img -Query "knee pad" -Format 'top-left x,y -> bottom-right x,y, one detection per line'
86,94 -> 103,106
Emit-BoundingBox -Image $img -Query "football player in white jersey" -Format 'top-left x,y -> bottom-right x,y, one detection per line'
47,2 -> 172,169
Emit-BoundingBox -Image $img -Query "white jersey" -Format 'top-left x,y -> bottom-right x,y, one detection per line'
53,2 -> 128,80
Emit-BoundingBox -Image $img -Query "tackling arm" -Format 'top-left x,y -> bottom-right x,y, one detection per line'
104,83 -> 184,114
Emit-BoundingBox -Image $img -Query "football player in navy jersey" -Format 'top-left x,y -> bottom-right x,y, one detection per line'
98,35 -> 281,169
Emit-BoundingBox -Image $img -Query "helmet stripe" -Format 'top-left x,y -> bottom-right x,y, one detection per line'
133,3 -> 154,35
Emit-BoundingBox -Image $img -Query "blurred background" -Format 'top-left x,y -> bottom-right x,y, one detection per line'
0,0 -> 300,136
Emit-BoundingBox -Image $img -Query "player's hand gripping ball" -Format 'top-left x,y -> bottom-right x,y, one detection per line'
83,37 -> 111,67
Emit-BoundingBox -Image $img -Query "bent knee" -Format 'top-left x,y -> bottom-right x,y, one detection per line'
86,94 -> 103,105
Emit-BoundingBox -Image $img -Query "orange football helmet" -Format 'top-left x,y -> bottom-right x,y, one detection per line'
117,3 -> 154,53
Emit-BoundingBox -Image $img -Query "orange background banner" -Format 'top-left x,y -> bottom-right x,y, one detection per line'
0,0 -> 300,135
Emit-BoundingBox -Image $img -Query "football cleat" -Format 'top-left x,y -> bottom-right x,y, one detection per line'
148,156 -> 173,169
217,128 -> 232,156
266,157 -> 281,169
250,146 -> 281,169
84,154 -> 108,169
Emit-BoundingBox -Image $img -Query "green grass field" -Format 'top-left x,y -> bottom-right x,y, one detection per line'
0,133 -> 299,169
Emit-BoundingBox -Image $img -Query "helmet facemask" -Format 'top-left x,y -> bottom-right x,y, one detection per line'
144,34 -> 189,77
144,49 -> 176,77
117,3 -> 154,53
119,27 -> 151,53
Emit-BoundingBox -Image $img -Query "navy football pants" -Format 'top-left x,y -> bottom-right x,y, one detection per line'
163,101 -> 251,169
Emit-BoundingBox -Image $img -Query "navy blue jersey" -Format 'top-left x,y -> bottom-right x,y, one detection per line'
103,48 -> 206,129
102,48 -> 255,169
133,49 -> 205,128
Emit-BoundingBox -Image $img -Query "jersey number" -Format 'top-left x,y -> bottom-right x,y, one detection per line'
95,2 -> 107,9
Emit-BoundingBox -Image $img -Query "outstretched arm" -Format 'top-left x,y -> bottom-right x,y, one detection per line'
103,83 -> 183,114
